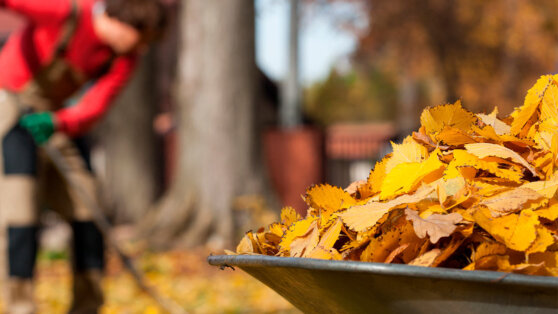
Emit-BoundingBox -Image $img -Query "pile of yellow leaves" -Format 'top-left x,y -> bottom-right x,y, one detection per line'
233,74 -> 558,276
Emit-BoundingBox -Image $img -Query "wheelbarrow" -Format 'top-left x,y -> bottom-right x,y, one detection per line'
208,255 -> 558,314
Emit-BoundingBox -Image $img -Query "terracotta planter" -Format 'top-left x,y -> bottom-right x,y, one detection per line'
263,127 -> 323,216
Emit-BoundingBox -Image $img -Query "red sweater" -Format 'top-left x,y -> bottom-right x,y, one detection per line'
0,0 -> 137,136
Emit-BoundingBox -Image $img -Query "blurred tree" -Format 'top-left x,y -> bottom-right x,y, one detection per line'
304,68 -> 398,125
97,52 -> 163,224
281,0 -> 303,128
140,0 -> 259,248
354,0 -> 558,116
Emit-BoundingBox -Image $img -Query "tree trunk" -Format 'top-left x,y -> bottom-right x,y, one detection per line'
95,52 -> 162,224
281,0 -> 302,128
397,75 -> 418,136
142,0 -> 258,249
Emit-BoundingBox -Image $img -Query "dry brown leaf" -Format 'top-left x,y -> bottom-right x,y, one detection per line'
344,180 -> 367,195
384,243 -> 409,264
405,208 -> 463,244
360,213 -> 422,263
477,109 -> 511,135
236,233 -> 254,254
341,185 -> 435,232
436,126 -> 477,146
465,143 -> 538,177
289,220 -> 320,257
409,249 -> 442,267
480,188 -> 543,217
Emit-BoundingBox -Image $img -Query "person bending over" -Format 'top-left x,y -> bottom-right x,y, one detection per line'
0,0 -> 166,312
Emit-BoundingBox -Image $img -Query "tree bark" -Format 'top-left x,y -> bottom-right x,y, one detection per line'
142,0 -> 258,249
96,52 -> 162,224
281,0 -> 302,128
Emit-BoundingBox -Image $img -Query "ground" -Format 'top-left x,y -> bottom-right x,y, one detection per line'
1,248 -> 299,313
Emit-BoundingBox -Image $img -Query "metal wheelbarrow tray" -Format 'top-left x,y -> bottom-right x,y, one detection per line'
208,255 -> 558,314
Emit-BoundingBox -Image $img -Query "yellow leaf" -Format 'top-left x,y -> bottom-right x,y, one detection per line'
509,262 -> 553,276
360,217 -> 422,263
436,182 -> 447,205
436,126 -> 477,146
473,241 -> 507,261
465,143 -> 538,177
306,246 -> 343,260
268,223 -> 284,238
435,176 -> 467,199
368,158 -> 388,194
289,220 -> 320,257
144,305 -> 161,314
532,151 -> 554,179
344,179 -> 367,195
511,75 -> 553,136
477,108 -> 511,135
420,100 -> 477,137
534,201 -> 558,221
451,150 -> 523,183
473,207 -> 539,251
472,124 -> 502,142
279,216 -> 318,254
465,255 -> 511,272
521,174 -> 558,198
317,218 -> 342,249
280,206 -> 301,226
526,226 -> 555,254
538,78 -> 558,132
341,185 -> 435,232
419,204 -> 447,218
380,149 -> 445,200
385,137 -> 429,172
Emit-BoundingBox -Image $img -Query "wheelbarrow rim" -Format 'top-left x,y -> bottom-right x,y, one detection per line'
208,254 -> 558,289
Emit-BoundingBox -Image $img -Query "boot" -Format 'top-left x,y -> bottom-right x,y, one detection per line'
4,226 -> 38,314
69,221 -> 104,313
6,278 -> 35,314
68,269 -> 103,314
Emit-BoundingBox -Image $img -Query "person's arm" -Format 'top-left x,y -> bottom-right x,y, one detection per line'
0,0 -> 71,24
55,54 -> 138,137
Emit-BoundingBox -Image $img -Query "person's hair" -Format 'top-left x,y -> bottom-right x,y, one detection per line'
105,0 -> 168,41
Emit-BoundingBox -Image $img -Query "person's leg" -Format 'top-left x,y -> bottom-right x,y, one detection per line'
0,91 -> 39,314
40,134 -> 104,314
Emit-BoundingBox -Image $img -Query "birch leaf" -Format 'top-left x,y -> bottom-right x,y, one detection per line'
480,188 -> 543,217
341,185 -> 435,232
420,100 -> 477,136
405,208 -> 463,244
465,143 -> 538,177
473,207 -> 539,251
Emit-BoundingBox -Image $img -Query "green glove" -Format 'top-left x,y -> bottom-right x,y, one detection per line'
19,112 -> 56,145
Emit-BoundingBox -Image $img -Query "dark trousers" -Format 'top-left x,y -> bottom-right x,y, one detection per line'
0,90 -> 104,313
